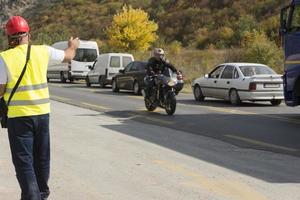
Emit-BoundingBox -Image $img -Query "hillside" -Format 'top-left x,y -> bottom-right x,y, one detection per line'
0,0 -> 292,83
1,0 -> 290,48
0,0 -> 36,23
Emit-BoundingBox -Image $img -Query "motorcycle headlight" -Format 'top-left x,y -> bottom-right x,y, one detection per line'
168,80 -> 176,87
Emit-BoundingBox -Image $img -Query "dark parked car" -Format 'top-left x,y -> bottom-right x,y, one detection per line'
112,61 -> 147,95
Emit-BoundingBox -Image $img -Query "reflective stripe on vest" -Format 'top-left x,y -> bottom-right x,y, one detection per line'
9,98 -> 50,106
0,44 -> 50,118
5,82 -> 48,93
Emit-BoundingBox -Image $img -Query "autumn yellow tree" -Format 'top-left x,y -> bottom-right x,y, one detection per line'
107,5 -> 158,52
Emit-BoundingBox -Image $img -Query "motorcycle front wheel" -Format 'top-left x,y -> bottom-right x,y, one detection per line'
165,92 -> 176,115
145,98 -> 157,112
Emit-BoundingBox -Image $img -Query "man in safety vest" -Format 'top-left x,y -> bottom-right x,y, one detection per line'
0,16 -> 79,200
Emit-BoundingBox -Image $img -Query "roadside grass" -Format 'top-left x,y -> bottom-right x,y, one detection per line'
182,83 -> 192,94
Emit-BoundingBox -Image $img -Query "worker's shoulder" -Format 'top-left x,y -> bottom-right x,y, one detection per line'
32,44 -> 49,49
31,45 -> 51,54
0,47 -> 14,56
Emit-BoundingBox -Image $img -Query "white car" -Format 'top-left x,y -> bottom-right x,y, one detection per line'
86,53 -> 134,88
192,63 -> 284,106
48,40 -> 99,83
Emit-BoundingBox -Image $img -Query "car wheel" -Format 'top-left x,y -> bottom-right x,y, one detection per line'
270,100 -> 282,106
229,89 -> 241,105
99,76 -> 106,88
133,81 -> 141,95
193,85 -> 205,101
60,72 -> 66,83
86,76 -> 91,87
112,79 -> 119,92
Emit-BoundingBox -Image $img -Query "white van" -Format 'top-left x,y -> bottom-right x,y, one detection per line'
86,53 -> 134,87
47,40 -> 99,82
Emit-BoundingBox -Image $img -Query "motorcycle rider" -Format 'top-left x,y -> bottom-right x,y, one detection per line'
144,48 -> 179,97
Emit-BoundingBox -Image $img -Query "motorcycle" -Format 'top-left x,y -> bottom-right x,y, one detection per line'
143,70 -> 184,115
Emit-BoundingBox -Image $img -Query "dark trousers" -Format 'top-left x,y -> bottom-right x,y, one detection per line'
7,114 -> 50,200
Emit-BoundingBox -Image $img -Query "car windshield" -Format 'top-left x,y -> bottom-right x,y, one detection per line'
73,48 -> 98,62
239,65 -> 275,77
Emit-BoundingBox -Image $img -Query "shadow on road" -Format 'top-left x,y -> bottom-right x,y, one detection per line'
98,109 -> 300,184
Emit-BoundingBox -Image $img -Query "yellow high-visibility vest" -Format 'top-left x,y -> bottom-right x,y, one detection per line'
0,44 -> 50,118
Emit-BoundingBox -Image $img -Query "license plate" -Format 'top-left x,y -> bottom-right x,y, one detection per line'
264,84 -> 280,88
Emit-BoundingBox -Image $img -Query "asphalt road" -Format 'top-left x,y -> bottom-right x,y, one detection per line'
48,81 -> 300,158
1,82 -> 300,199
2,101 -> 300,200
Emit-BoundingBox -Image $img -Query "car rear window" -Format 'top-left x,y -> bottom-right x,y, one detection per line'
239,65 -> 275,77
123,56 -> 133,68
110,56 -> 121,68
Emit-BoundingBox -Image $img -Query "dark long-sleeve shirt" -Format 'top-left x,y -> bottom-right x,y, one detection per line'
146,57 -> 178,75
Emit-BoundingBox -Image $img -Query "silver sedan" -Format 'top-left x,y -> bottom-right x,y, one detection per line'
192,63 -> 284,106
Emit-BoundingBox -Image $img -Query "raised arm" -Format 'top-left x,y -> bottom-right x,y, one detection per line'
63,37 -> 80,63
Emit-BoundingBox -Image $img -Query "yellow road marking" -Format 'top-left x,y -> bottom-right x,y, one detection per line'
143,116 -> 174,125
178,103 -> 255,115
128,113 -> 174,125
154,160 -> 268,200
88,89 -> 100,93
179,93 -> 192,96
75,87 -> 100,92
260,114 -> 300,125
81,102 -> 111,110
137,107 -> 164,113
128,96 -> 144,100
178,103 -> 300,125
207,107 -> 255,115
285,60 -> 300,64
51,95 -> 70,101
48,83 -> 64,88
225,134 -> 298,152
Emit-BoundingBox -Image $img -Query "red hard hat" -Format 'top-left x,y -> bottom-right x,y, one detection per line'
6,16 -> 30,36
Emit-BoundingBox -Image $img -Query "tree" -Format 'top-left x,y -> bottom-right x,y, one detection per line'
242,31 -> 283,71
234,15 -> 257,45
107,5 -> 158,52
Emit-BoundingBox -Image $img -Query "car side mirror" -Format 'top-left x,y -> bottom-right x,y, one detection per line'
119,69 -> 125,73
204,74 -> 209,79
